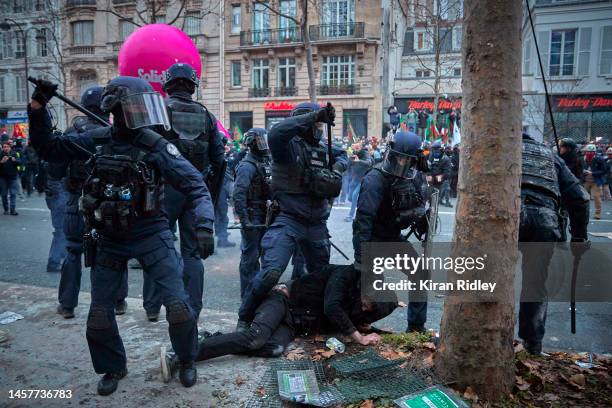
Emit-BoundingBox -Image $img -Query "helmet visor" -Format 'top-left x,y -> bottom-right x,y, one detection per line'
383,149 -> 417,179
121,92 -> 170,131
254,132 -> 269,151
314,122 -> 328,141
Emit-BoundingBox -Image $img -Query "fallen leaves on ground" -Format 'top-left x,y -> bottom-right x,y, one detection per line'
463,386 -> 479,403
359,400 -> 374,408
234,376 -> 245,386
311,348 -> 336,361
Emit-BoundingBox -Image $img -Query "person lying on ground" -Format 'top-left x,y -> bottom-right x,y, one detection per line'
160,264 -> 399,382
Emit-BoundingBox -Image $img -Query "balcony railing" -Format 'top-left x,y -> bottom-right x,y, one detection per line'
275,86 -> 298,97
248,87 -> 271,98
69,45 -> 95,55
309,22 -> 365,41
316,84 -> 360,95
65,0 -> 96,6
240,27 -> 301,46
112,0 -> 135,4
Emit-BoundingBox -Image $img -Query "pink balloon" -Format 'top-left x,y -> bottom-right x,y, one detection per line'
118,24 -> 202,95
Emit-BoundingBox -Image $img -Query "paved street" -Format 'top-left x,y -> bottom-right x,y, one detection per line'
0,194 -> 611,354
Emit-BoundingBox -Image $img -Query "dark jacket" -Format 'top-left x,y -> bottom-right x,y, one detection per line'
0,151 -> 20,179
288,264 -> 396,336
582,155 -> 607,186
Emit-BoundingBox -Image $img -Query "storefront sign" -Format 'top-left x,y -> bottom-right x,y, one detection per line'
0,111 -> 28,125
553,94 -> 612,112
264,102 -> 296,111
394,97 -> 462,113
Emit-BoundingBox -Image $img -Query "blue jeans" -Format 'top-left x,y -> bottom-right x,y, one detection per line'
339,173 -> 350,203
45,179 -> 68,271
214,180 -> 232,241
348,182 -> 361,219
0,176 -> 19,212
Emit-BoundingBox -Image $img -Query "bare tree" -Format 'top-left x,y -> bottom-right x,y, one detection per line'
101,0 -> 220,28
434,0 -> 522,400
254,0 -> 318,102
400,0 -> 463,123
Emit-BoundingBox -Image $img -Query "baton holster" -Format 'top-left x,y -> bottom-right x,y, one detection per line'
83,230 -> 99,268
265,200 -> 280,228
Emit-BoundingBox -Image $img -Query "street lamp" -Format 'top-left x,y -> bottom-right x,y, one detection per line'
1,18 -> 46,97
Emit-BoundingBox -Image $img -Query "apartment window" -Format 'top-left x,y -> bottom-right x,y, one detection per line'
549,30 -> 576,76
72,21 -> 94,45
416,69 -> 431,78
119,20 -> 135,41
321,55 -> 355,86
278,57 -> 296,88
453,68 -> 461,77
229,112 -> 253,141
231,61 -> 241,87
343,109 -> 368,139
523,37 -> 532,75
14,34 -> 25,58
452,26 -> 462,51
600,26 -> 612,76
252,59 -> 269,89
185,12 -> 200,35
36,28 -> 48,57
415,31 -> 431,52
0,76 -> 6,103
77,73 -> 97,95
321,0 -> 355,37
16,75 -> 27,102
279,0 -> 297,41
440,0 -> 463,20
231,5 -> 241,34
252,2 -> 271,43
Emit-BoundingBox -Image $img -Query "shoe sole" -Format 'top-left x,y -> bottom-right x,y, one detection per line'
160,346 -> 171,383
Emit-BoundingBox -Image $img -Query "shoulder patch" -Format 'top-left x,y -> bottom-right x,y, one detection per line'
166,143 -> 181,157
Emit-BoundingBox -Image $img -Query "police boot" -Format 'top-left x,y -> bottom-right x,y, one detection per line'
178,361 -> 197,387
146,310 -> 160,322
114,300 -> 128,315
97,367 -> 127,396
56,304 -> 75,319
445,201 -> 453,208
406,324 -> 426,334
160,346 -> 179,383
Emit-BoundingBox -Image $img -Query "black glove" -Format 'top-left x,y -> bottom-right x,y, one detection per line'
570,237 -> 590,258
31,78 -> 58,106
196,228 -> 214,259
316,102 -> 336,126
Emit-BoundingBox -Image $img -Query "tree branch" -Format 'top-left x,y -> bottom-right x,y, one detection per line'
254,0 -> 300,25
167,0 -> 186,25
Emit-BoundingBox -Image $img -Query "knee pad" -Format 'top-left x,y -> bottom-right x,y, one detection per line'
165,299 -> 193,325
87,307 -> 112,330
262,268 -> 283,289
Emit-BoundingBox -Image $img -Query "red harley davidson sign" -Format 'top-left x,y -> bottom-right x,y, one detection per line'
552,94 -> 612,112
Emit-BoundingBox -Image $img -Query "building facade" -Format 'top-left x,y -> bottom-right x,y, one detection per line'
222,0 -> 384,142
522,0 -> 612,143
385,0 -> 463,135
0,0 -> 66,134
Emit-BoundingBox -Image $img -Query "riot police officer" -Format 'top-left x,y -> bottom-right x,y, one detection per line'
236,102 -> 347,329
558,137 -> 583,180
28,76 -> 215,394
353,131 -> 430,333
232,128 -> 271,298
142,62 -> 225,321
57,85 -> 128,319
519,133 -> 589,355
427,140 -> 452,207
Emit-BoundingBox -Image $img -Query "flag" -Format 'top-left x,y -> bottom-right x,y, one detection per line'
452,124 -> 461,146
424,116 -> 439,142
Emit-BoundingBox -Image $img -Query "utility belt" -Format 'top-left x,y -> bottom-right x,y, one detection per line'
265,200 -> 280,227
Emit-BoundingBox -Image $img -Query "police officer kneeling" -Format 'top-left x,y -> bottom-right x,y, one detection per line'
353,131 -> 430,333
27,77 -> 215,395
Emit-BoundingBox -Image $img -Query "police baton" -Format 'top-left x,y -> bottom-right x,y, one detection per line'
326,102 -> 334,171
227,223 -> 266,230
28,77 -> 110,127
329,239 -> 349,261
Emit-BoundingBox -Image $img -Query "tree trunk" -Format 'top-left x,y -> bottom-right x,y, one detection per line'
300,0 -> 317,103
434,0 -> 522,401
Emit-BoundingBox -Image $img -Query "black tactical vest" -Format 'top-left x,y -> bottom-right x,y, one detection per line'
271,138 -> 342,198
79,142 -> 163,232
288,270 -> 330,335
242,153 -> 271,209
371,166 -> 426,236
165,96 -> 214,172
521,138 -> 560,206
428,154 -> 443,175
65,118 -> 105,193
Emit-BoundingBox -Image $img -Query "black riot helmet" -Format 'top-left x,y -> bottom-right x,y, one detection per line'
382,131 -> 422,179
101,76 -> 170,131
80,85 -> 105,116
560,137 -> 577,151
244,127 -> 270,157
163,63 -> 199,95
290,102 -> 328,143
